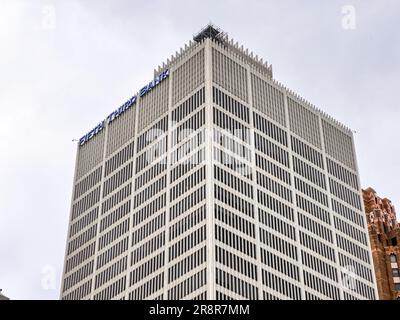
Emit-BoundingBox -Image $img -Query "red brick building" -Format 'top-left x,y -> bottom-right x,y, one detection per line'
363,187 -> 400,300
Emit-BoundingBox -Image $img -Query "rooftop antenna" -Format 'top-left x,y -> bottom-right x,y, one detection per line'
193,22 -> 227,45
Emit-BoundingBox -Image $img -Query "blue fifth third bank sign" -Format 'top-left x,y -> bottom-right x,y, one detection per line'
79,69 -> 170,146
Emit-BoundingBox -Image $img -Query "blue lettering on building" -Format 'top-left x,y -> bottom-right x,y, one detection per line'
79,69 -> 169,146
139,69 -> 169,97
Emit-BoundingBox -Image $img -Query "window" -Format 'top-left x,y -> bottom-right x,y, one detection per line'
395,283 -> 400,291
393,269 -> 400,277
390,255 -> 397,263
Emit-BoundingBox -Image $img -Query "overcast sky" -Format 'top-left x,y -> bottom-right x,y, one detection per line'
0,0 -> 399,300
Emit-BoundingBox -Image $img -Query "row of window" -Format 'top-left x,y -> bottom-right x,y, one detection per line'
71,187 -> 101,221
94,256 -> 127,290
170,166 -> 206,201
170,184 -> 206,221
254,133 -> 289,167
215,165 -> 253,199
214,128 -> 252,162
213,107 -> 250,143
129,252 -> 165,287
333,216 -> 367,246
133,175 -> 166,208
62,279 -> 92,300
63,260 -> 94,292
168,246 -> 206,284
329,178 -> 362,210
303,270 -> 340,300
301,250 -> 338,283
100,201 -> 130,233
170,147 -> 205,182
216,290 -> 233,300
168,225 -> 206,262
259,227 -> 298,260
133,193 -> 166,227
338,252 -> 373,283
70,207 -> 98,237
213,86 -> 250,123
299,231 -> 336,262
291,136 -> 324,169
263,290 -> 280,300
253,112 -> 287,147
137,116 -> 168,153
131,232 -> 165,266
336,234 -> 370,263
258,208 -> 296,241
98,218 -> 129,251
298,212 -> 333,243
74,166 -> 102,200
172,87 -> 205,123
171,108 -> 205,147
101,184 -> 132,215
167,268 -> 206,300
255,153 -> 290,185
215,225 -> 256,259
135,136 -> 167,174
340,271 -> 375,299
216,245 -> 258,281
262,269 -> 301,300
326,158 -> 358,190
215,185 -> 254,218
215,204 -> 255,239
294,177 -> 329,207
135,161 -> 167,191
212,48 -> 248,103
169,204 -> 206,241
131,212 -> 165,246
257,190 -> 294,222
257,170 -> 292,203
296,194 -> 331,225
261,249 -> 300,282
331,199 -> 364,228
214,146 -> 252,179
105,141 -> 135,177
171,128 -> 205,166
193,291 -> 207,300
293,156 -> 326,190
216,268 -> 258,300
103,162 -> 133,197
67,225 -> 97,255
94,276 -> 126,300
65,242 -> 96,274
129,272 -> 164,300
250,73 -> 286,126
96,237 -> 128,269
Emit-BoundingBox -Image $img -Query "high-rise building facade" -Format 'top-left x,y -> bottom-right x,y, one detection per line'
60,25 -> 378,300
363,188 -> 400,300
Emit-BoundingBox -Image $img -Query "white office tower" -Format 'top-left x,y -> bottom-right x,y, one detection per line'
60,25 -> 378,300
